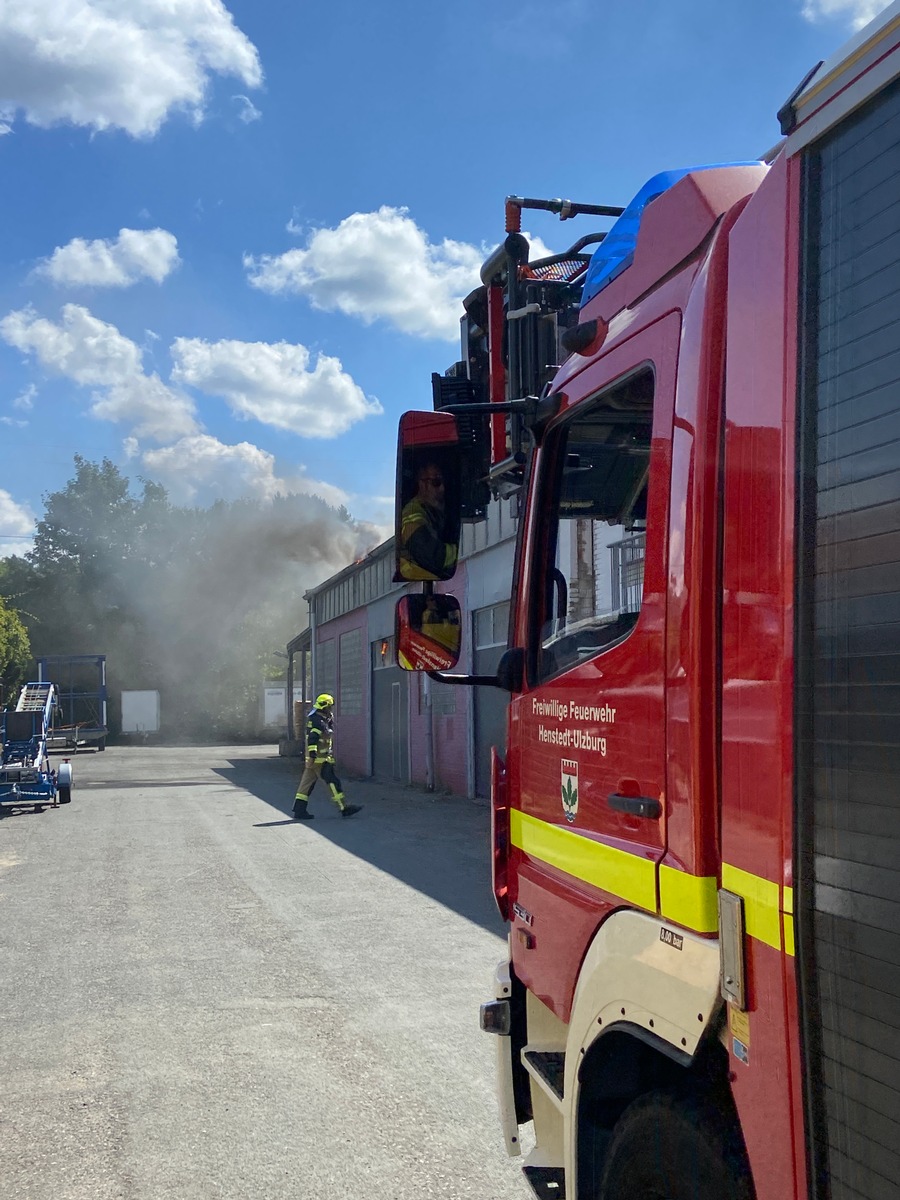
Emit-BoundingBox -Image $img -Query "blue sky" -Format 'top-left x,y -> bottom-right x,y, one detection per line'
0,0 -> 889,562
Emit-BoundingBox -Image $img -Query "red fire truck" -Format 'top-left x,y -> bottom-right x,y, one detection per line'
393,6 -> 900,1199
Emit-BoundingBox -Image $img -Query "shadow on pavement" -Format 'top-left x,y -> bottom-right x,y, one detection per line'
215,754 -> 506,937
78,779 -> 225,790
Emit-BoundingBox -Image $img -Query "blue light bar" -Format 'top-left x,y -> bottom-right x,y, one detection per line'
581,163 -> 762,306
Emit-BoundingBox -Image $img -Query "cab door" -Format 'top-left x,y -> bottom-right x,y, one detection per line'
508,314 -> 679,1018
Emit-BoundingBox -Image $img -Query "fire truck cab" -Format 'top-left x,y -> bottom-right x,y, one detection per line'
395,6 -> 900,1198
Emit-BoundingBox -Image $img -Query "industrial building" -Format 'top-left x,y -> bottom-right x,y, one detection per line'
281,497 -> 517,799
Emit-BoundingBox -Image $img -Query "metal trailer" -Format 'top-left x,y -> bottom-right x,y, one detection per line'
0,682 -> 74,815
38,654 -> 108,750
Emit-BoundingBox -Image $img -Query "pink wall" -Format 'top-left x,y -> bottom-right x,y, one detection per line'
407,564 -> 470,795
316,608 -> 368,777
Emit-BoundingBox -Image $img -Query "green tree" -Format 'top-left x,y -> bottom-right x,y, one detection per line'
2,456 -> 373,740
0,592 -> 31,705
31,455 -> 136,570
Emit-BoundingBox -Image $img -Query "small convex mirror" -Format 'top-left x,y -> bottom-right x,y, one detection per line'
396,594 -> 462,672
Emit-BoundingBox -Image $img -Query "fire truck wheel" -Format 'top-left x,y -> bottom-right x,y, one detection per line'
598,1088 -> 753,1200
58,786 -> 72,804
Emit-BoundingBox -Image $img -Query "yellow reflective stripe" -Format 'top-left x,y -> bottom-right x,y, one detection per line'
659,865 -> 718,934
510,810 -> 656,911
508,813 -> 796,954
782,913 -> 795,957
722,863 -> 781,950
782,886 -> 795,957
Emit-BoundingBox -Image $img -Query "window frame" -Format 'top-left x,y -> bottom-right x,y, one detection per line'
527,363 -> 656,687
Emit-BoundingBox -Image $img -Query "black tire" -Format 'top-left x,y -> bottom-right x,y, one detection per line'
58,786 -> 72,804
599,1089 -> 753,1200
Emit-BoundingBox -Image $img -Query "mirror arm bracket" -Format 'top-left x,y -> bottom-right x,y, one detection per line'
439,392 -> 559,439
427,670 -> 509,690
438,400 -> 528,416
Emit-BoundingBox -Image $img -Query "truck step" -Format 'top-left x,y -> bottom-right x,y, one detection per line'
522,1165 -> 566,1199
523,1049 -> 566,1101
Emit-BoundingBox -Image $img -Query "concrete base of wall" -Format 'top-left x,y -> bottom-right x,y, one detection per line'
278,738 -> 306,757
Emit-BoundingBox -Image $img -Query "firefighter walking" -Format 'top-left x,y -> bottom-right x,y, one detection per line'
292,694 -> 362,820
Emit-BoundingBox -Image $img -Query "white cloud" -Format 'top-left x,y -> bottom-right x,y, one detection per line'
232,94 -> 261,123
13,383 -> 36,410
1,304 -> 142,384
138,434 -> 350,508
0,304 -> 198,440
170,336 -> 382,437
801,0 -> 890,28
0,1 -> 262,137
93,373 -> 198,441
34,228 -> 181,288
245,207 -> 558,341
0,489 -> 35,534
244,206 -> 487,341
0,488 -> 36,558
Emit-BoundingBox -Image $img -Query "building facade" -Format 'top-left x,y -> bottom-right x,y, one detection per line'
285,497 -> 518,799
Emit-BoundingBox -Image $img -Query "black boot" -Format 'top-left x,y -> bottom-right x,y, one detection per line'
341,804 -> 362,819
292,799 -> 314,820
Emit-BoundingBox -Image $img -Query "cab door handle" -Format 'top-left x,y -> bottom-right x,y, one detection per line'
607,793 -> 662,820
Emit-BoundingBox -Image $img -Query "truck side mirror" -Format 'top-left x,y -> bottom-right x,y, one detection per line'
394,411 -> 462,583
495,647 -> 524,693
396,594 -> 462,672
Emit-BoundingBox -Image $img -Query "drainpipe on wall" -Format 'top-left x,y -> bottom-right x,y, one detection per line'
286,649 -> 294,741
309,598 -> 318,703
423,673 -> 435,792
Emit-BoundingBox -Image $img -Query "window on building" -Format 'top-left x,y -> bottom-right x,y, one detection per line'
372,636 -> 396,670
474,601 -> 510,650
317,638 -> 336,698
339,629 -> 363,715
431,678 -> 456,715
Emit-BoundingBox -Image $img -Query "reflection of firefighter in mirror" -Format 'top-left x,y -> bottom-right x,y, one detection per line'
399,462 -> 458,581
419,595 -> 460,653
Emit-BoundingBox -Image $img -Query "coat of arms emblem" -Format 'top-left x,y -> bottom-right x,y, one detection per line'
561,758 -> 579,823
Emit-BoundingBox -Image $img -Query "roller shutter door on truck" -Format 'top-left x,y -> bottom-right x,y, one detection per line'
796,75 -> 900,1200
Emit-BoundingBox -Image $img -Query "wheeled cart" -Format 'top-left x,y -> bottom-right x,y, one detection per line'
0,682 -> 73,815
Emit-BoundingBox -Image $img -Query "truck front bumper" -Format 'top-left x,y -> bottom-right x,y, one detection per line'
480,959 -> 522,1158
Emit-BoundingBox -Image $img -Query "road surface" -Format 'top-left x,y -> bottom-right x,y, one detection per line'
0,745 -> 526,1200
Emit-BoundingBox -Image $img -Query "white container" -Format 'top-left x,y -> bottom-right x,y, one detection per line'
121,690 -> 161,733
261,684 -> 305,728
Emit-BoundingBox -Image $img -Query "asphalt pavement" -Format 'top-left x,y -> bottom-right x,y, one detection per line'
0,744 -> 527,1200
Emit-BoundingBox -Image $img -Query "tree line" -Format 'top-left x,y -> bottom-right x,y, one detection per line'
0,456 -> 371,740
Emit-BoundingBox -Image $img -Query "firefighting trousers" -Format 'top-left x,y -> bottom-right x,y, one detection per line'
295,760 -> 345,806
